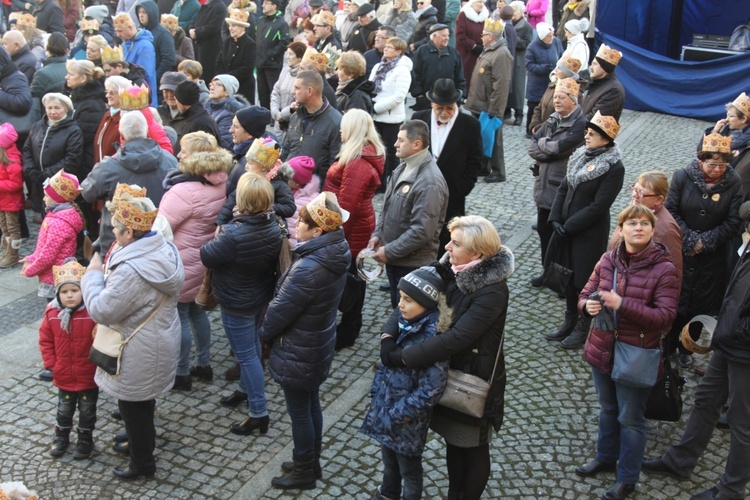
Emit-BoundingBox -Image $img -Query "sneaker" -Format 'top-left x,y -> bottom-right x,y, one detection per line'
39,370 -> 53,381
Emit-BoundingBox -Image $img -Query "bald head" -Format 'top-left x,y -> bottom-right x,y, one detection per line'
2,31 -> 27,55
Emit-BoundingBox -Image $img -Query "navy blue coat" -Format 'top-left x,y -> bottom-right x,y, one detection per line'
260,229 -> 351,391
524,36 -> 563,103
137,0 -> 177,85
0,49 -> 32,116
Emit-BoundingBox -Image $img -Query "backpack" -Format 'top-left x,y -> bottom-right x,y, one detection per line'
729,23 -> 750,51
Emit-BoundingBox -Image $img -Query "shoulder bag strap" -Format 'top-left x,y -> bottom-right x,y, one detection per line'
487,331 -> 505,384
120,295 -> 169,347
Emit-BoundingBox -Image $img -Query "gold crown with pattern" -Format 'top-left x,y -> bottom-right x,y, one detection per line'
313,10 -> 336,27
732,92 -> 750,119
53,260 -> 85,288
595,43 -> 622,67
225,8 -> 250,26
112,183 -> 148,202
483,18 -> 504,36
588,110 -> 620,140
112,13 -> 135,30
301,47 -> 328,72
101,45 -> 124,64
17,13 -> 37,28
119,84 -> 150,110
107,184 -> 157,232
160,13 -> 178,31
702,133 -> 732,154
307,192 -> 343,232
246,138 -> 281,172
555,77 -> 580,97
558,53 -> 582,73
80,18 -> 100,33
322,45 -> 341,74
45,169 -> 82,202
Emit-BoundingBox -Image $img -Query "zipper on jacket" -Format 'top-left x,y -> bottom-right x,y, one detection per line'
39,125 -> 52,172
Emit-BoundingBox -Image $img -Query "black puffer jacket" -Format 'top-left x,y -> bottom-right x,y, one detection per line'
335,75 -> 375,114
218,32 -> 257,103
712,244 -> 750,365
260,228 -> 351,391
189,0 -> 228,82
200,210 -> 282,314
68,78 -> 107,177
170,104 -> 221,156
215,176 -> 296,225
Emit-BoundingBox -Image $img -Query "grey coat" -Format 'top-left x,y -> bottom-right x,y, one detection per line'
83,232 -> 184,402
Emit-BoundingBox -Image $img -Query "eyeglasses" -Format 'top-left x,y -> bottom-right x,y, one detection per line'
629,184 -> 659,199
703,161 -> 728,170
624,220 -> 652,228
384,45 -> 395,50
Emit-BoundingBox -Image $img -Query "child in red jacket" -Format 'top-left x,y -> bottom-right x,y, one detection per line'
39,259 -> 98,459
0,123 -> 24,268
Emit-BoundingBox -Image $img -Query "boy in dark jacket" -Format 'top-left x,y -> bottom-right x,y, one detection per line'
361,266 -> 448,500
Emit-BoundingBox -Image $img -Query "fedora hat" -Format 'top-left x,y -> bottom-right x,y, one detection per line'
426,79 -> 462,105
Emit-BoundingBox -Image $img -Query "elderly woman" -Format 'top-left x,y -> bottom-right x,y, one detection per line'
335,51 -> 375,113
323,109 -> 385,349
271,41 -> 307,143
455,0 -> 489,92
384,0 -> 417,43
22,93 -> 84,215
545,112 -> 624,349
260,191 -> 351,490
218,8 -> 257,104
560,17 -> 590,77
382,215 -> 513,500
200,172 -> 281,434
370,36 -> 411,183
579,204 -> 679,500
206,74 -> 251,150
529,52 -> 579,135
222,0 -> 257,40
506,1 -> 533,126
666,133 -> 743,368
161,14 -> 195,64
159,132 -> 232,391
707,92 -> 750,198
336,0 -> 359,50
82,187 -> 184,480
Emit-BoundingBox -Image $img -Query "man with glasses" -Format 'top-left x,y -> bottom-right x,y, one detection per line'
312,10 -> 341,52
365,25 -> 395,76
410,23 -> 465,111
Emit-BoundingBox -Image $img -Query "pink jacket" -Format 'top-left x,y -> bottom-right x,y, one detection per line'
287,175 -> 321,247
0,143 -> 24,212
526,0 -> 549,28
24,206 -> 83,284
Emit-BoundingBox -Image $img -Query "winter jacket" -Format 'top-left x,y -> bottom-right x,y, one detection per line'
0,50 -> 32,116
581,72 -> 625,122
32,0 -> 64,34
216,175 -> 296,226
93,107 -> 173,164
259,228 -> 350,391
529,79 -> 556,133
175,0 -> 199,31
455,4 -> 488,91
562,32 -> 589,73
665,161 -> 743,318
123,29 -> 159,107
385,9 -> 417,43
81,138 -> 178,252
200,210 -> 281,314
189,0 -> 227,82
256,11 -> 290,70
270,64 -> 299,142
708,123 -> 750,200
173,27 -> 195,64
9,44 -> 38,84
83,231 -> 184,402
68,78 -> 107,177
581,240 -> 679,374
370,55 -> 412,124
23,204 -> 83,285
712,244 -> 750,364
0,142 -> 24,211
137,0 -> 177,86
206,96 -> 251,150
410,41 -> 466,110
286,175 -> 320,247
159,150 -> 231,302
548,145 -> 625,290
59,0 -> 80,42
525,37 -> 562,103
218,33 -> 257,104
409,6 -> 438,51
335,75 -> 375,114
556,0 -> 589,42
361,309 -> 448,457
170,104 -> 221,156
30,55 -> 67,99
348,18 -> 382,54
314,33 -> 342,53
508,17 -> 533,111
465,37 -> 513,118
526,0 -> 549,28
372,149 -> 449,267
529,105 -> 586,210
281,99 -> 342,181
39,301 -> 98,392
323,143 -> 384,259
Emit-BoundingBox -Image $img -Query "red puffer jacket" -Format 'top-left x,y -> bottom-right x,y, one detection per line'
581,240 -> 680,374
323,143 -> 385,259
0,143 -> 24,211
39,302 -> 98,392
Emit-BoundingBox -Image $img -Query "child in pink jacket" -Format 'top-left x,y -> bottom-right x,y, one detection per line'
0,123 -> 24,268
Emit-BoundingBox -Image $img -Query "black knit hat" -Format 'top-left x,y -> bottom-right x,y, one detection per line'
398,266 -> 443,310
174,80 -> 200,106
235,106 -> 272,138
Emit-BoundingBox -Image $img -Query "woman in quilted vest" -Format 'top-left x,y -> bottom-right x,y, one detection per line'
579,204 -> 680,500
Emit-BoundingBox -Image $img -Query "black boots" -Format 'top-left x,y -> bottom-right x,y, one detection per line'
561,316 -> 592,349
230,415 -> 269,435
546,311 -> 578,341
73,428 -> 94,459
50,426 -> 70,457
282,451 -> 322,479
172,375 -> 192,391
272,453 -> 316,490
189,364 -> 213,382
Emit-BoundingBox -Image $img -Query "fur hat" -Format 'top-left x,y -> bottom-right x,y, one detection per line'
398,266 -> 444,310
287,156 -> 315,185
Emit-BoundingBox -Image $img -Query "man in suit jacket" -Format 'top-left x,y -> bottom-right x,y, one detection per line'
413,79 -> 482,252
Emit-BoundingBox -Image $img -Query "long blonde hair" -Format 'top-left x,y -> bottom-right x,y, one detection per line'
338,109 -> 385,166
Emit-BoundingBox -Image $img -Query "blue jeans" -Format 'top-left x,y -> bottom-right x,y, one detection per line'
177,301 -> 212,376
221,309 -> 267,418
57,388 -> 99,431
381,445 -> 423,500
386,264 -> 416,309
282,386 -> 322,457
592,368 -> 653,483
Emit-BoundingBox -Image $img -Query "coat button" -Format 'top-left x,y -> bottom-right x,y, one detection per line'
702,193 -> 708,199
700,210 -> 706,216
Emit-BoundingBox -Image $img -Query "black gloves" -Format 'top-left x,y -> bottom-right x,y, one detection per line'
529,164 -> 540,177
380,337 -> 396,366
552,221 -> 569,237
472,44 -> 484,55
388,349 -> 406,368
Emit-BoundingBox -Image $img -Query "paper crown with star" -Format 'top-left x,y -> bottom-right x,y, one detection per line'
101,45 -> 124,64
119,84 -> 150,110
701,133 -> 732,154
246,137 -> 281,172
53,259 -> 85,289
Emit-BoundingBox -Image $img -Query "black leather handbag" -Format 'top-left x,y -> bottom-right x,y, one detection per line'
645,354 -> 684,422
541,234 -> 573,296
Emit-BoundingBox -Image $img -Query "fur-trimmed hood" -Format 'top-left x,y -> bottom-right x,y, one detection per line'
439,246 -> 514,295
179,148 -> 233,176
460,2 -> 489,23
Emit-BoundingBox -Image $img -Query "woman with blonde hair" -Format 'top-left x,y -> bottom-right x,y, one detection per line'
335,51 -> 375,113
85,35 -> 109,67
323,109 -> 385,350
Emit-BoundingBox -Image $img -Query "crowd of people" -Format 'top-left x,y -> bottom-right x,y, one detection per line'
0,0 -> 750,499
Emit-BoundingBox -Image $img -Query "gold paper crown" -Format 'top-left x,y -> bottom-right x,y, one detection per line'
80,18 -> 100,33
53,260 -> 85,288
323,45 -> 342,74
17,13 -> 37,28
246,138 -> 281,172
306,192 -> 343,232
732,92 -> 750,119
595,43 -> 622,67
483,18 -> 504,35
112,13 -> 135,30
101,45 -> 124,64
112,183 -> 148,202
555,77 -> 580,97
225,8 -> 250,26
46,170 -> 82,202
161,14 -> 178,31
313,10 -> 336,26
111,199 -> 158,231
702,133 -> 732,154
558,53 -> 582,73
588,110 -> 620,140
119,84 -> 150,110
301,47 -> 328,72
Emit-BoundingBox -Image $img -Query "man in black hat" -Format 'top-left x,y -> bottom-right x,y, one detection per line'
256,0 -> 291,111
413,79 -> 482,252
226,106 -> 274,193
157,70 -> 187,125
347,3 -> 381,54
170,80 -> 221,156
410,24 -> 465,111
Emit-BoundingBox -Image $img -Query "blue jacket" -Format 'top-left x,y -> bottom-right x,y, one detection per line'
137,0 -> 177,86
524,37 -> 563,102
205,95 -> 251,150
123,29 -> 158,107
260,229 -> 351,391
361,310 -> 448,457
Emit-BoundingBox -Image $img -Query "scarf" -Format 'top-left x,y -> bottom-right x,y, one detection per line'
289,63 -> 300,79
56,299 -> 84,333
451,258 -> 483,275
565,144 -> 621,190
336,77 -> 352,94
373,55 -> 401,94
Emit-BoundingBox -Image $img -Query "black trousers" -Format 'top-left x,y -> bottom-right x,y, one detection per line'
536,208 -> 553,267
119,399 -> 157,474
257,68 -> 281,112
374,121 -> 401,185
335,260 -> 366,350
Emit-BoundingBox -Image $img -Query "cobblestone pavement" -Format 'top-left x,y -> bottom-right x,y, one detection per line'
0,109 -> 734,500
